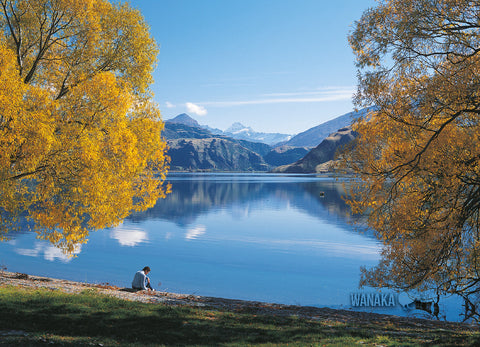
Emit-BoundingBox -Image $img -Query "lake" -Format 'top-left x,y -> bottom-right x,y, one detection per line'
0,173 -> 468,321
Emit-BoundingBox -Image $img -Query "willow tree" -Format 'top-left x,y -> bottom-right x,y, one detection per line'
0,0 -> 170,253
343,0 -> 480,311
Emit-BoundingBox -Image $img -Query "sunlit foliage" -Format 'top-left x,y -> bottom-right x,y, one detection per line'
342,0 -> 480,311
0,0 -> 170,253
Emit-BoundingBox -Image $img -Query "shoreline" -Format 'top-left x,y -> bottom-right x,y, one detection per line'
1,270 -> 478,332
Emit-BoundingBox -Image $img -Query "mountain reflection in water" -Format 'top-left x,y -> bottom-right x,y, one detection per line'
129,173 -> 363,231
0,173 -> 468,321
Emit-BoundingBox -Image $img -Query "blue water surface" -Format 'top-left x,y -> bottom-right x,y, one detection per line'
0,173 -> 469,321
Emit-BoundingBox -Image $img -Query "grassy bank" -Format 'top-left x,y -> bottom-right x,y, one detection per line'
0,285 -> 479,346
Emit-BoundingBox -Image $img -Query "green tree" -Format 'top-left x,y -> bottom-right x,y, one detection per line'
0,0 -> 170,253
343,0 -> 480,314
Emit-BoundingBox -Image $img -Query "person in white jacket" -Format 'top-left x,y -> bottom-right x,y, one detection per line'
132,266 -> 155,291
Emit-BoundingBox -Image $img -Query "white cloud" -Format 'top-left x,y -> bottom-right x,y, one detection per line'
262,86 -> 355,97
165,101 -> 175,108
198,86 -> 355,108
186,102 -> 208,116
110,226 -> 149,247
185,225 -> 206,240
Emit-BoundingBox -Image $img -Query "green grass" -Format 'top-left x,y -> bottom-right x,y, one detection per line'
0,285 -> 478,346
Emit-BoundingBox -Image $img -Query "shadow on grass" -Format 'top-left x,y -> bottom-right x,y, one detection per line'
0,287 -> 365,345
0,286 -> 478,346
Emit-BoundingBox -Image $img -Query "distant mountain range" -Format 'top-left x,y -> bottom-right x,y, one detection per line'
164,108 -> 370,172
165,115 -> 272,171
221,122 -> 292,146
167,114 -> 293,146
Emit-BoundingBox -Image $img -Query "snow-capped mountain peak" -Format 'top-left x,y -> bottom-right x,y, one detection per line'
225,122 -> 254,134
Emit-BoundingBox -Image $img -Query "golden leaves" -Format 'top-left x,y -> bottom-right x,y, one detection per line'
344,0 -> 480,297
0,0 -> 169,254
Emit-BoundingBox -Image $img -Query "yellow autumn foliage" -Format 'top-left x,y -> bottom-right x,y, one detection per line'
0,0 -> 170,253
342,0 -> 480,304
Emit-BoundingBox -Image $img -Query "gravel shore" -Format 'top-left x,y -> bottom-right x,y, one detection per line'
1,270 -> 478,333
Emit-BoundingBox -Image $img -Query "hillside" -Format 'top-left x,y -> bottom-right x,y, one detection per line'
167,138 -> 269,171
272,127 -> 357,173
263,145 -> 310,166
163,114 -> 307,171
163,115 -> 271,171
280,108 -> 370,148
162,111 -> 369,172
163,122 -> 213,140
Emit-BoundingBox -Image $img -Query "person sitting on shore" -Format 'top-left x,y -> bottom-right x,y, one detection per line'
131,266 -> 155,291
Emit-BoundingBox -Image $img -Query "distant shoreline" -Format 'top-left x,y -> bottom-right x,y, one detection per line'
166,170 -> 341,176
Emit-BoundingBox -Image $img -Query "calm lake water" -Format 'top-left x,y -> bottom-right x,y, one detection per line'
0,173 -> 468,321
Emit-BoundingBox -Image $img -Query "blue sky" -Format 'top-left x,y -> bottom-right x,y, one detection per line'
133,0 -> 376,134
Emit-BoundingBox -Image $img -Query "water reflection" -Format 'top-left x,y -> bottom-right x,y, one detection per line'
14,241 -> 81,262
185,225 -> 207,240
110,226 -> 149,247
0,173 -> 469,322
129,174 -> 362,233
